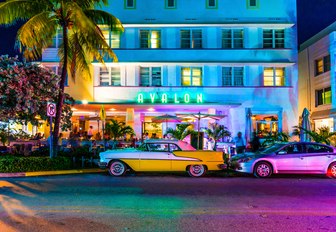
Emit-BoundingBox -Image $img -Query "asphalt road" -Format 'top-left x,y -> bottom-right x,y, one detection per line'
0,172 -> 336,232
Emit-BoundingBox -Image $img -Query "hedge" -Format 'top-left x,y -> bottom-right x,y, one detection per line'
0,156 -> 72,173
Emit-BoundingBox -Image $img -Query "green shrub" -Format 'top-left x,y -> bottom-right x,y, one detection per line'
0,156 -> 72,173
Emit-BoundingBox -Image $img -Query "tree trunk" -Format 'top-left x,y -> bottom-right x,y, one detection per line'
52,23 -> 69,158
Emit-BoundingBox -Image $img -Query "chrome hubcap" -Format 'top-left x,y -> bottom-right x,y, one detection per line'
111,162 -> 124,175
191,165 -> 204,176
257,164 -> 270,177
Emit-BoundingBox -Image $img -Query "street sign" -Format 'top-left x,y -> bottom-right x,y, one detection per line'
47,102 -> 56,117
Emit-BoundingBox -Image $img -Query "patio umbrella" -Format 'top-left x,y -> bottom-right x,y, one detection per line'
300,108 -> 311,142
152,114 -> 182,133
177,112 -> 226,149
245,108 -> 252,144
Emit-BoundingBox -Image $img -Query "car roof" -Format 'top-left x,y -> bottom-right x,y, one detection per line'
143,139 -> 196,151
270,141 -> 336,150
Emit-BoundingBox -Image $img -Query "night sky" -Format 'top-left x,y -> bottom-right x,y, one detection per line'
0,0 -> 336,57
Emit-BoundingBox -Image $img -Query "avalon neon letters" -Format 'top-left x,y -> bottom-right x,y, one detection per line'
137,93 -> 203,104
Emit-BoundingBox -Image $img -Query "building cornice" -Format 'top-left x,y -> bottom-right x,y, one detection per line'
123,23 -> 295,28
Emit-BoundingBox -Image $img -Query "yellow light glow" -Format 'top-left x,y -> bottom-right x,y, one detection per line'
82,100 -> 88,105
147,108 -> 155,112
109,108 -> 116,111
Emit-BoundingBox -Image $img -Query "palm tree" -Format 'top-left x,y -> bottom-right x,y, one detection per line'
293,126 -> 336,145
261,131 -> 289,147
204,123 -> 231,151
166,123 -> 195,141
0,0 -> 123,156
105,119 -> 135,141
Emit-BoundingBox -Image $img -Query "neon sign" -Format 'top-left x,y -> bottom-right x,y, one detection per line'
137,93 -> 203,104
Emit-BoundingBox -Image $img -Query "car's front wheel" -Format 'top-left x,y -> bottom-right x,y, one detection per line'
254,162 -> 273,178
327,162 -> 336,179
188,165 -> 206,177
109,161 -> 127,177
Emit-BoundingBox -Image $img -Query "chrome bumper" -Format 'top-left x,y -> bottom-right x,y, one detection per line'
218,163 -> 228,170
235,162 -> 253,173
98,162 -> 108,169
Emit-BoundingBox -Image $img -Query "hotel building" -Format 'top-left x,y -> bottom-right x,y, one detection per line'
299,22 -> 336,131
41,0 -> 298,141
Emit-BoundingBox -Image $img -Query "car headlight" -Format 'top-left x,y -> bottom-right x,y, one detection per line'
238,157 -> 253,163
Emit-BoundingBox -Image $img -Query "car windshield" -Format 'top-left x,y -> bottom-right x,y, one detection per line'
137,143 -> 147,151
260,143 -> 286,154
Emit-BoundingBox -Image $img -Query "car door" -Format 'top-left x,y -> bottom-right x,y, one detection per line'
303,144 -> 334,173
273,144 -> 307,173
139,142 -> 172,171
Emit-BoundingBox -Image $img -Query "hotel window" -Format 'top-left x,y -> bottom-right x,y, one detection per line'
102,29 -> 121,48
263,67 -> 285,86
125,0 -> 136,9
165,0 -> 176,9
140,30 -> 161,48
49,30 -> 63,48
99,67 -> 121,86
316,87 -> 332,106
206,0 -> 217,9
222,29 -> 244,48
263,29 -> 285,48
181,67 -> 202,86
247,0 -> 259,9
222,67 -> 244,86
47,66 -> 68,86
140,67 -> 161,86
315,55 -> 330,76
180,29 -> 202,49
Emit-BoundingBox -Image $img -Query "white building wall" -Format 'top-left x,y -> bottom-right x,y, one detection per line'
299,23 -> 336,132
41,0 -> 298,139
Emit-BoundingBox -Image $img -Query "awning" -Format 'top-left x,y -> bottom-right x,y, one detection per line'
311,109 -> 336,120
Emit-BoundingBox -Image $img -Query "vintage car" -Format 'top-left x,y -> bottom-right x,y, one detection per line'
234,142 -> 336,178
98,139 -> 226,177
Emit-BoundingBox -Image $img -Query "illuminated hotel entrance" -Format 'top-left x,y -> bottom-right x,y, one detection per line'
70,103 -> 233,141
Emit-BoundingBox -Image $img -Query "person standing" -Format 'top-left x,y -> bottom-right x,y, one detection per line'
250,132 -> 261,152
234,132 -> 246,154
88,126 -> 93,139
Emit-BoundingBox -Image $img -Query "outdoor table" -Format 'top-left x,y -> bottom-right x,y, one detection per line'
10,140 -> 42,155
10,140 -> 40,146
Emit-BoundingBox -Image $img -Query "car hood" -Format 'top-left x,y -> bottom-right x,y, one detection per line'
232,152 -> 272,161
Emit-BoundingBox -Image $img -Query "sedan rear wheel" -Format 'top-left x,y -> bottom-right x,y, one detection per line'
109,161 -> 126,177
254,162 -> 272,178
327,162 -> 336,179
188,165 -> 206,177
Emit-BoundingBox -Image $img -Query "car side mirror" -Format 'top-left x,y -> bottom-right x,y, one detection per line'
278,150 -> 287,155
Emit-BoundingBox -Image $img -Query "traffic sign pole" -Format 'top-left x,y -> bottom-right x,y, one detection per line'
50,116 -> 53,158
47,102 -> 56,158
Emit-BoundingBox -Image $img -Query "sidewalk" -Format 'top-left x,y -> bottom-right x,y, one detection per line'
0,168 -> 107,178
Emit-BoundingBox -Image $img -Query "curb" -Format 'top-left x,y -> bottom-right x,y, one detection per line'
0,168 -> 107,178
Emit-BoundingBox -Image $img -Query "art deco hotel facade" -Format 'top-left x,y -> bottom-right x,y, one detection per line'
41,0 -> 298,139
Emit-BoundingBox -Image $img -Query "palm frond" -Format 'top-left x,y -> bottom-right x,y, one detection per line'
293,126 -> 336,145
67,2 -> 117,62
105,119 -> 135,141
85,9 -> 124,32
0,0 -> 49,25
16,12 -> 57,60
166,123 -> 194,140
67,30 -> 92,81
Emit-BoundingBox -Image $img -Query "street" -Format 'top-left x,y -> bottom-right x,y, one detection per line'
0,172 -> 336,232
